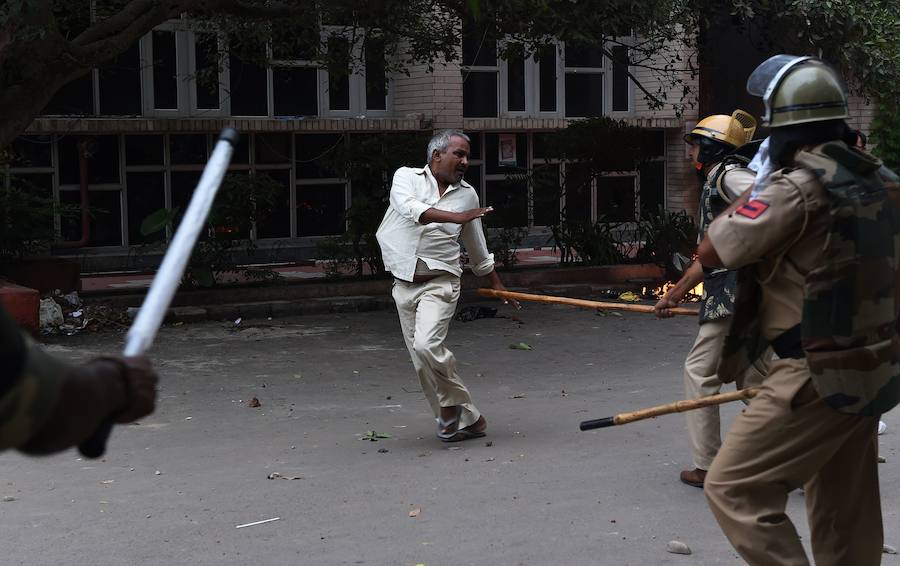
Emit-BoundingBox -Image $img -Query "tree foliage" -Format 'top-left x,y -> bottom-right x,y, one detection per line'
725,0 -> 900,103
871,102 -> 900,172
0,0 -> 898,153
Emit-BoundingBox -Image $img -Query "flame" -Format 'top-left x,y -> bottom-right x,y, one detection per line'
689,282 -> 704,298
642,282 -> 704,302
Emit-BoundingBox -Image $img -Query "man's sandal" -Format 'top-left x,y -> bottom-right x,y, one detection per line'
437,407 -> 486,442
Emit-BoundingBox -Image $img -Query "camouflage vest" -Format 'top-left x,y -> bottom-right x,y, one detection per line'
697,157 -> 749,324
795,142 -> 900,415
699,158 -> 747,235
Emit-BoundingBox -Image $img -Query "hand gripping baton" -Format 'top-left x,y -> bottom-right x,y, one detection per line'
78,128 -> 239,458
579,388 -> 760,430
477,288 -> 698,316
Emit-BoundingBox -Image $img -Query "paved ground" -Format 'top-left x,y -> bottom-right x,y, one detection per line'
3,302 -> 898,565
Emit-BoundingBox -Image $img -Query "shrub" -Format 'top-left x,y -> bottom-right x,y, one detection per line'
634,206 -> 698,278
139,173 -> 283,287
872,101 -> 900,172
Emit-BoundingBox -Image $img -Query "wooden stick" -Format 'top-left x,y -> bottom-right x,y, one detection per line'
580,388 -> 761,430
477,288 -> 698,316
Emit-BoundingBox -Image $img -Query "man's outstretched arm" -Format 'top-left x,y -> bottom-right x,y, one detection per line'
419,206 -> 493,225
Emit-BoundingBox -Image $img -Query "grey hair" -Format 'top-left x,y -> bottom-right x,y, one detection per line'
427,130 -> 470,163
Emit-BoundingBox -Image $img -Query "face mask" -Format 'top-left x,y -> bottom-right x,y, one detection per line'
748,137 -> 776,200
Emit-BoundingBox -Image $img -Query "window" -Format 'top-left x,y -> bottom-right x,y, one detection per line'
151,29 -> 179,110
254,134 -> 293,239
610,45 -> 630,113
461,35 -> 631,118
295,134 -> 347,236
318,30 -> 392,116
140,23 -> 230,116
462,20 -> 499,118
268,26 -> 320,117
365,38 -> 388,111
58,135 -> 124,247
537,46 -> 559,113
229,27 -> 391,118
125,171 -> 166,244
3,136 -> 55,241
272,68 -> 319,116
464,130 -> 662,230
191,32 -> 228,112
564,40 -> 631,117
564,41 -> 604,118
229,41 -> 269,116
483,133 -> 528,228
43,13 -> 388,119
325,36 -> 352,112
562,163 -> 593,223
638,130 -> 666,213
596,174 -> 636,222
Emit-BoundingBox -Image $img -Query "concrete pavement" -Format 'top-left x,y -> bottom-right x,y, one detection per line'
2,303 -> 898,565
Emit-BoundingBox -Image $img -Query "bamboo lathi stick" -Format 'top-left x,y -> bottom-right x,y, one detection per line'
477,288 -> 698,316
579,388 -> 760,430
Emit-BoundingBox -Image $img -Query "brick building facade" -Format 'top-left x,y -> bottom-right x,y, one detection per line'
6,19 -> 876,272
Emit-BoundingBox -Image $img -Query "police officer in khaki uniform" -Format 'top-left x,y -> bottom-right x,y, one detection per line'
698,55 -> 896,565
656,111 -> 767,488
0,305 -> 157,454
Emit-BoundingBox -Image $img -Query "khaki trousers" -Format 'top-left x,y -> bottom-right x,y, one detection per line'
392,275 -> 481,429
705,357 -> 882,566
684,317 -> 767,470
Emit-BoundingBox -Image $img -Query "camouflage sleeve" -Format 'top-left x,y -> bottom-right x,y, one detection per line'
0,311 -> 68,451
706,168 -> 815,269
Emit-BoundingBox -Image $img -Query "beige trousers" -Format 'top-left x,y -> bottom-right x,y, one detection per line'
684,317 -> 767,470
705,357 -> 882,566
392,275 -> 481,429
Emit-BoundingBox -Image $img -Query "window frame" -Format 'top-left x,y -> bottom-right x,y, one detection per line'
139,22 -> 231,118
56,133 -> 128,248
463,37 -> 633,119
561,40 -> 606,119
266,26 -> 393,118
497,41 -> 564,118
461,29 -> 501,118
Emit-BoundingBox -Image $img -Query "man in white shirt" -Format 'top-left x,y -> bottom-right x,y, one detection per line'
376,130 -> 518,442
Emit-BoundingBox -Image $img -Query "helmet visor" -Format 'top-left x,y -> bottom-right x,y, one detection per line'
746,55 -> 805,97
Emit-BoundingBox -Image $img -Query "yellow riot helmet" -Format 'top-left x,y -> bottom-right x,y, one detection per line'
747,55 -> 848,128
684,110 -> 757,168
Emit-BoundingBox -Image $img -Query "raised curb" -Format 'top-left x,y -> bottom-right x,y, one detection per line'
107,264 -> 665,323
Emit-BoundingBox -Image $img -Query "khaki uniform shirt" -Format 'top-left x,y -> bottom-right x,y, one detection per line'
707,163 -> 831,342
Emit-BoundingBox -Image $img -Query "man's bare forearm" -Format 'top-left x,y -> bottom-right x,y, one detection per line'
419,206 -> 492,225
668,260 -> 704,302
697,235 -> 723,268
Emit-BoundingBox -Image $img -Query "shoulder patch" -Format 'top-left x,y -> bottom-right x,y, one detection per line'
735,200 -> 769,219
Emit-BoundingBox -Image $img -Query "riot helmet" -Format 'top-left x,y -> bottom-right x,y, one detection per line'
747,55 -> 848,127
684,110 -> 757,168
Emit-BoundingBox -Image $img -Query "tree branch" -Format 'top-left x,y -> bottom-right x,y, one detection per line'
70,4 -> 173,65
600,45 -> 673,110
197,0 -> 303,20
73,0 -> 172,46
